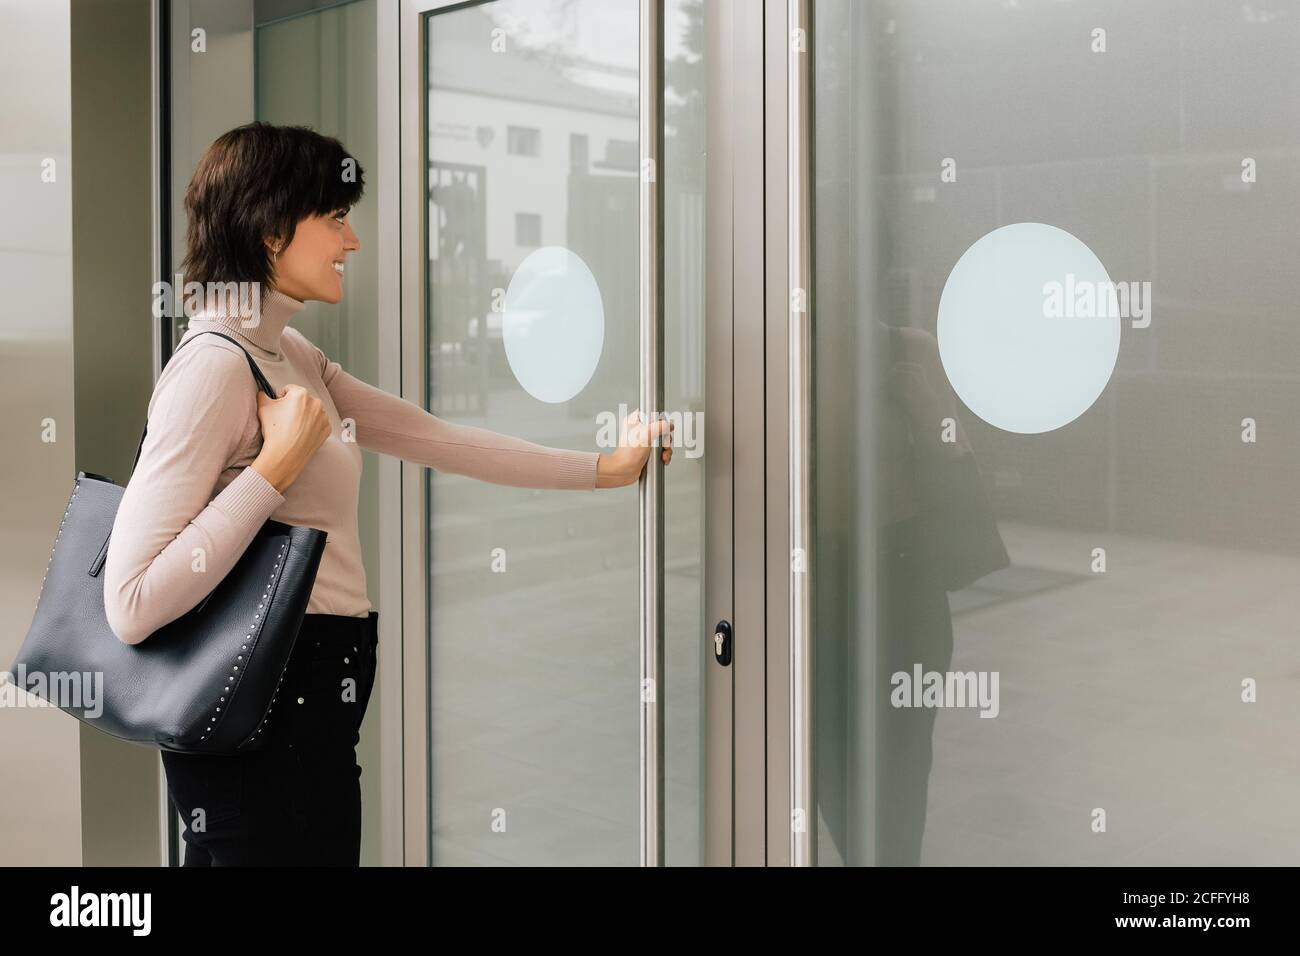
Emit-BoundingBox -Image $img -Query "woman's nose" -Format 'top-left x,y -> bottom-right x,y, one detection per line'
344,220 -> 361,251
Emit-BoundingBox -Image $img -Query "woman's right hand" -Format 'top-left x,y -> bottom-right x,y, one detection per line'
249,384 -> 332,493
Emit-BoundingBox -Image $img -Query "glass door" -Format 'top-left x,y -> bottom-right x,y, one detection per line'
402,0 -> 715,866
803,0 -> 1300,865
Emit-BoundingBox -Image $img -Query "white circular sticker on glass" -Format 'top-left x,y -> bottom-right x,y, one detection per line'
502,246 -> 605,404
937,222 -> 1121,435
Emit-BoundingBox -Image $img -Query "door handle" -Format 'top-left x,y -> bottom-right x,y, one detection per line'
712,619 -> 732,666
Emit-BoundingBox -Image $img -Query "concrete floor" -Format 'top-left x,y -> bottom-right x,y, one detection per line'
920,521 -> 1300,865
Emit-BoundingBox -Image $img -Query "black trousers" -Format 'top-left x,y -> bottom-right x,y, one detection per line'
161,611 -> 379,866
815,515 -> 954,866
874,517 -> 954,866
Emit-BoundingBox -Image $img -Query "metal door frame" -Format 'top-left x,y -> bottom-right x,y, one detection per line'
716,0 -> 772,866
705,0 -> 739,868
761,0 -> 813,868
725,0 -> 812,868
376,0 -> 407,868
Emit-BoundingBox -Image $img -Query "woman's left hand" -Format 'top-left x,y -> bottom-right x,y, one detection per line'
597,409 -> 675,488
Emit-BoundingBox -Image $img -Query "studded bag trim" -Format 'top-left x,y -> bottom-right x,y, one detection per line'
6,332 -> 327,754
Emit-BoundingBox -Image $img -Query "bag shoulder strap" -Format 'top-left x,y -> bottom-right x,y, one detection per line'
129,330 -> 278,477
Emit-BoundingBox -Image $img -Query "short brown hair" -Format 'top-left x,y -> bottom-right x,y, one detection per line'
180,122 -> 366,288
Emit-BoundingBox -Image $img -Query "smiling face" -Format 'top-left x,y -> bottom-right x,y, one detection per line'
267,208 -> 360,303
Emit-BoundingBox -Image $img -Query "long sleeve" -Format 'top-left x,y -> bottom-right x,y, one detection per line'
103,342 -> 285,645
303,335 -> 599,491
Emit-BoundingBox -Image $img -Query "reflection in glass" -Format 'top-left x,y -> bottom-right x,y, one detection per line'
814,0 -> 1300,865
425,0 -> 707,867
425,0 -> 640,866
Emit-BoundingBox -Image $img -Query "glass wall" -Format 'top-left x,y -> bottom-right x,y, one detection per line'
813,0 -> 1300,865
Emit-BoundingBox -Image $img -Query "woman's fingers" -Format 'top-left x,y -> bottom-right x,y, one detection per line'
613,408 -> 673,471
623,409 -> 676,449
648,418 -> 674,447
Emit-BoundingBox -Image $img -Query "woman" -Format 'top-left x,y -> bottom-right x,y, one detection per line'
815,316 -> 1008,866
102,122 -> 673,866
873,320 -> 1007,865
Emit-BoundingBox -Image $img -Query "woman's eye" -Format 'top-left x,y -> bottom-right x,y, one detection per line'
332,211 -> 347,224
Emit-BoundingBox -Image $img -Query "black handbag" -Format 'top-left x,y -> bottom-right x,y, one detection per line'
5,330 -> 327,754
887,325 -> 1010,592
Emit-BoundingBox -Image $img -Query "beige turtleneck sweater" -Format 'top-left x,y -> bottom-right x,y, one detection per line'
103,288 -> 600,645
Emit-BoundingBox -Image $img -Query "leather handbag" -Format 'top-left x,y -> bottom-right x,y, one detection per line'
887,324 -> 1010,592
5,330 -> 327,754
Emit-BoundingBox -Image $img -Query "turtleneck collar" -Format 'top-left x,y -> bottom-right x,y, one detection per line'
186,286 -> 306,360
